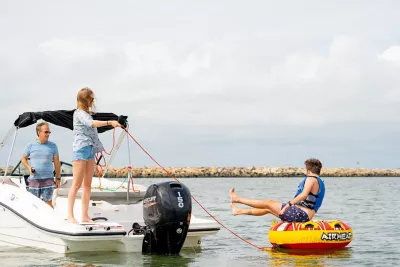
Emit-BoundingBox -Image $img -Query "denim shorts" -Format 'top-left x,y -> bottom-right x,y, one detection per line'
72,145 -> 95,161
279,203 -> 310,222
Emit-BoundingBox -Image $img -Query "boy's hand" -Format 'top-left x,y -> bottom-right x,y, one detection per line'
279,203 -> 290,215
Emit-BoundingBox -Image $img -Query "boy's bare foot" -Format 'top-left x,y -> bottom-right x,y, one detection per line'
230,188 -> 239,203
67,217 -> 78,224
230,203 -> 240,216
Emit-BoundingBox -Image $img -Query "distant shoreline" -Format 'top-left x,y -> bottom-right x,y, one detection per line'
108,166 -> 400,178
2,166 -> 399,178
80,166 -> 400,178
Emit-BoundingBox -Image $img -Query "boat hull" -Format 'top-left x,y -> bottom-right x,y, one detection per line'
0,179 -> 220,253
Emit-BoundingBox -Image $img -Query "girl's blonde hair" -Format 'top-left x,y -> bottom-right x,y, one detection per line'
77,87 -> 96,113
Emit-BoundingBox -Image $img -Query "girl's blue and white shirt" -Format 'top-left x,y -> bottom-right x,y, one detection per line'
72,109 -> 104,153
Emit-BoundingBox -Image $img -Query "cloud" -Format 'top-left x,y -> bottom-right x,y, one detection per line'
378,45 -> 400,65
124,42 -> 211,77
1,2 -> 400,168
38,39 -> 106,62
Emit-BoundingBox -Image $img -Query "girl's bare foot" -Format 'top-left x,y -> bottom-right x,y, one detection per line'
230,188 -> 239,203
81,216 -> 94,223
67,217 -> 78,224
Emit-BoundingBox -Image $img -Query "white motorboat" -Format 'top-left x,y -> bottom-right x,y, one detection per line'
0,180 -> 127,253
0,110 -> 220,254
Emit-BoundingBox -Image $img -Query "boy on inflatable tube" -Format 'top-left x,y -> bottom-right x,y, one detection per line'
230,158 -> 325,222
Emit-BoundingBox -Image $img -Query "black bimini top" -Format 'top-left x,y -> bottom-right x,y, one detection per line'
13,110 -> 128,133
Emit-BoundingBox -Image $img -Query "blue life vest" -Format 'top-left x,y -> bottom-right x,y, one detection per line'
294,176 -> 325,212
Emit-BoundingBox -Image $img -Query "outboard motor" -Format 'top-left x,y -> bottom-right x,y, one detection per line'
142,181 -> 192,255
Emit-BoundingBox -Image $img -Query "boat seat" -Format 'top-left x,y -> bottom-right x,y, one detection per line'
1,177 -> 19,188
56,178 -> 145,204
56,187 -> 144,202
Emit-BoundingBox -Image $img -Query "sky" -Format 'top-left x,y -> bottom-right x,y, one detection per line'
1,1 -> 400,169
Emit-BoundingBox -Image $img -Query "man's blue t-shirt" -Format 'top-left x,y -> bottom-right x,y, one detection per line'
23,141 -> 59,180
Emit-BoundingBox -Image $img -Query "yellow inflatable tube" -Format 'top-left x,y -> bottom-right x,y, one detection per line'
268,220 -> 353,249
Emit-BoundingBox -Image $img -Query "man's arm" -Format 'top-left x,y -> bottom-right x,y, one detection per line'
21,154 -> 33,175
53,155 -> 61,188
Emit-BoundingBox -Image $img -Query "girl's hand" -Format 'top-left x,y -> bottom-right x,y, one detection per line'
111,121 -> 121,128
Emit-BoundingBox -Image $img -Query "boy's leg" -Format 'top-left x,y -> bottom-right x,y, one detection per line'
231,203 -> 271,216
230,188 -> 282,216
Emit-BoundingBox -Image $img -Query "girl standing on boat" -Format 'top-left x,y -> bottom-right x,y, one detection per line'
67,87 -> 121,224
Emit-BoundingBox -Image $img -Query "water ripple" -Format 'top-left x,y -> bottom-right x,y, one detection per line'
1,177 -> 399,266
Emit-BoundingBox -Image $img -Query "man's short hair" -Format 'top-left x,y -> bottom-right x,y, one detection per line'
36,121 -> 49,136
305,158 -> 322,175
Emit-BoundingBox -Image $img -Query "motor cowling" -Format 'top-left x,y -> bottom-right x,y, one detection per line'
142,181 -> 192,255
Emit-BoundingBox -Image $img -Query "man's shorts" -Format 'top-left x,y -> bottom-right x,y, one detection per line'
28,178 -> 55,202
279,203 -> 310,222
72,145 -> 95,161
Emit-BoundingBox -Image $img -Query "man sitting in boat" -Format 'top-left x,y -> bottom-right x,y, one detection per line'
21,122 -> 61,208
230,158 -> 325,222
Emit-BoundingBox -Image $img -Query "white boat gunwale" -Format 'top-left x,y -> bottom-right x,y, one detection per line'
0,201 -> 127,237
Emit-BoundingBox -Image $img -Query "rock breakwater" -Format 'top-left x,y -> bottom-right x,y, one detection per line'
1,166 -> 399,178
96,166 -> 400,178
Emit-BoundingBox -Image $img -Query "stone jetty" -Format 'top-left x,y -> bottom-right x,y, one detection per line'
86,166 -> 400,178
1,166 -> 399,178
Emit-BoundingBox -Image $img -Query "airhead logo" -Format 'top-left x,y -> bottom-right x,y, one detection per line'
321,232 -> 352,241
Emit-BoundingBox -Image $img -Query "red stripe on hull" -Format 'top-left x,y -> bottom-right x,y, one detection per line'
271,242 -> 350,249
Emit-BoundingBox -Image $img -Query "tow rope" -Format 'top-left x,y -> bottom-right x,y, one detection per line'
127,126 -> 264,250
94,125 -> 264,250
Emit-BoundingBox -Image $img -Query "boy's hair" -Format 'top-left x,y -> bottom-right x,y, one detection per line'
36,121 -> 49,136
305,158 -> 322,175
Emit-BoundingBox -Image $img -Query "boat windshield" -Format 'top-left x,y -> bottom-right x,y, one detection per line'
10,160 -> 73,177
